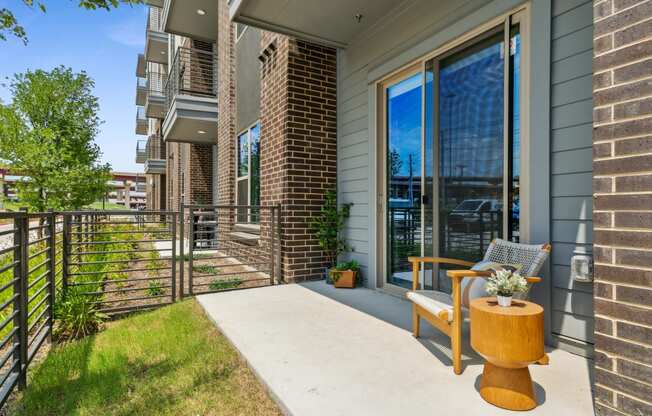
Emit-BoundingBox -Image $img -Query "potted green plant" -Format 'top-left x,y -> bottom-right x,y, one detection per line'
330,260 -> 361,289
309,190 -> 353,283
485,270 -> 528,307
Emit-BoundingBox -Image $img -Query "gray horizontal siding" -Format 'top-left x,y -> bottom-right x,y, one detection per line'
549,0 -> 594,346
334,1 -> 596,350
338,62 -> 371,270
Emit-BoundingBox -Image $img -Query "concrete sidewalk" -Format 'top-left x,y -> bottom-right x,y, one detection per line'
197,282 -> 594,416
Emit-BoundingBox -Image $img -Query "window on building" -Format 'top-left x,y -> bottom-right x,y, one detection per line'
236,122 -> 260,223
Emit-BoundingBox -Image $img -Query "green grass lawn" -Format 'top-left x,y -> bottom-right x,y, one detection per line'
83,200 -> 127,210
11,300 -> 282,416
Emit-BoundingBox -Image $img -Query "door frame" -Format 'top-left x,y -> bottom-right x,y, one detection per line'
374,5 -> 532,297
376,63 -> 424,296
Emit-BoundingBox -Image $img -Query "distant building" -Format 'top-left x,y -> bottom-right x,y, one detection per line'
107,172 -> 147,210
0,169 -> 147,210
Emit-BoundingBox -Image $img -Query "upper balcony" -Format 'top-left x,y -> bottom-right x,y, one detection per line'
162,46 -> 218,144
136,53 -> 146,77
163,0 -> 218,41
135,140 -> 147,164
144,0 -> 164,6
135,106 -> 147,135
144,135 -> 167,175
229,0 -> 398,48
145,71 -> 167,119
145,7 -> 168,64
136,76 -> 147,106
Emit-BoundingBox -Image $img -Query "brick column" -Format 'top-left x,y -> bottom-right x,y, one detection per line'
592,1 -> 652,415
216,0 -> 236,206
188,143 -> 213,205
260,33 -> 337,282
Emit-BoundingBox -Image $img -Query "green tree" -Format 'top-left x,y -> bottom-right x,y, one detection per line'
1,1 -> 142,43
0,66 -> 111,212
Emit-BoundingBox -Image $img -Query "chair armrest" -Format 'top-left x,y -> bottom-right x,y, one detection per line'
409,257 -> 474,291
408,257 -> 475,268
446,270 -> 542,284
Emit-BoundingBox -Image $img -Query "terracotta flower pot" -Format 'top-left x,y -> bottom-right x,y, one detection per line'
331,269 -> 357,288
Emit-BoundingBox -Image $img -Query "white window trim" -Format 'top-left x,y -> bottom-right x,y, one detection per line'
235,121 -> 260,223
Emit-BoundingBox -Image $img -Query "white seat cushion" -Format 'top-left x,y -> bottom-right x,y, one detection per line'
406,290 -> 468,322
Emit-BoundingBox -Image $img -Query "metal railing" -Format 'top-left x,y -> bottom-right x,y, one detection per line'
146,135 -> 164,160
62,211 -> 178,316
136,106 -> 146,122
0,206 -> 283,406
147,71 -> 167,96
0,211 -> 62,407
165,47 -> 218,109
147,6 -> 164,33
136,140 -> 147,164
182,205 -> 281,297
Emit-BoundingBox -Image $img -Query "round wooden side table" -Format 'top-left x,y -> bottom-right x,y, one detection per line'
470,297 -> 544,411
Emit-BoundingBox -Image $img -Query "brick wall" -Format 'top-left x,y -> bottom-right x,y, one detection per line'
188,144 -> 213,204
166,141 -> 181,211
592,1 -> 652,415
260,33 -> 338,282
216,0 -> 236,206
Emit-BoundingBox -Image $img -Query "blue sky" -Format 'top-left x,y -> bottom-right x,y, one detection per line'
0,0 -> 147,173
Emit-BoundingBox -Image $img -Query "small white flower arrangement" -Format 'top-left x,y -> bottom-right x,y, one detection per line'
486,269 -> 528,307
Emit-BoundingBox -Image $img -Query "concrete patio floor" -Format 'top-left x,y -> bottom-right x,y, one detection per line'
197,281 -> 594,416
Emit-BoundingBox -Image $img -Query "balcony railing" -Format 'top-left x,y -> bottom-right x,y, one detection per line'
146,135 -> 165,160
136,76 -> 147,106
136,140 -> 147,163
148,71 -> 167,96
165,47 -> 218,110
148,6 -> 164,33
136,106 -> 146,122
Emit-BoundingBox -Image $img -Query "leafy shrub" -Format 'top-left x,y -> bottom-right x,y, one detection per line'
209,278 -> 243,291
332,260 -> 360,272
330,260 -> 362,285
147,280 -> 164,297
193,264 -> 221,275
309,189 -> 352,268
54,289 -> 107,341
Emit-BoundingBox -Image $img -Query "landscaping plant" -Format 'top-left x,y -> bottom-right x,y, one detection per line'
209,278 -> 243,291
309,189 -> 353,268
193,264 -> 221,275
147,280 -> 164,297
330,260 -> 361,283
54,289 -> 107,341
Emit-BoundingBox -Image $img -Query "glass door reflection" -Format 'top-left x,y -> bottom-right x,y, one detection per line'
385,73 -> 423,289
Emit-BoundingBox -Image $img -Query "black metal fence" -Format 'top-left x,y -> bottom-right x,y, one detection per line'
0,211 -> 62,407
0,206 -> 283,407
62,211 -> 179,316
182,205 -> 281,296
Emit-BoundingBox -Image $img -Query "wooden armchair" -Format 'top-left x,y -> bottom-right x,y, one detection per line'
407,239 -> 551,375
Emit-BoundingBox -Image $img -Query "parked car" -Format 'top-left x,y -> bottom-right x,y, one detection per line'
447,199 -> 502,232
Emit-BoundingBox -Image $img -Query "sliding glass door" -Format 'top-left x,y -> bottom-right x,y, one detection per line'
384,72 -> 424,289
380,14 -> 524,292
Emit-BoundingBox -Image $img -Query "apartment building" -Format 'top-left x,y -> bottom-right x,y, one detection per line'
132,1 -> 652,414
108,172 -> 147,209
136,1 -> 337,283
